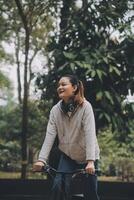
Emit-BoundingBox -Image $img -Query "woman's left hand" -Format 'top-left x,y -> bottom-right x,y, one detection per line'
85,160 -> 95,174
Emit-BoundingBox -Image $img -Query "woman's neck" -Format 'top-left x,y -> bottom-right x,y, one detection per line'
63,96 -> 74,103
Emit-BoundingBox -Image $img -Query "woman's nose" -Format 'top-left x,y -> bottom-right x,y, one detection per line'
57,86 -> 61,92
58,85 -> 62,90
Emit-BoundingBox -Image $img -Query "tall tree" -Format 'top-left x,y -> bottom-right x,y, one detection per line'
14,0 -> 30,179
0,0 -> 54,178
13,0 -> 54,178
36,0 -> 134,135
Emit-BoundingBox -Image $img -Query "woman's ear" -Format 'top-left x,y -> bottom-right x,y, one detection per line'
73,85 -> 78,94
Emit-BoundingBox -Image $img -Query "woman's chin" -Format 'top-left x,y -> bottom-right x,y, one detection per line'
59,95 -> 68,101
58,94 -> 64,99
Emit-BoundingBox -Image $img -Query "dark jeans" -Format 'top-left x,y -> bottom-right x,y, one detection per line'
49,153 -> 100,200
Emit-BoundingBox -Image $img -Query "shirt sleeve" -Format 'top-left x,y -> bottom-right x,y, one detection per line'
82,102 -> 96,161
38,108 -> 57,163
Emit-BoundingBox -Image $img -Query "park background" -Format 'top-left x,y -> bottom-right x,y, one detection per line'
0,0 -> 134,182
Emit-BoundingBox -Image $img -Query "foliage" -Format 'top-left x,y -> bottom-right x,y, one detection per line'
98,125 -> 134,181
0,0 -> 56,178
0,140 -> 21,171
98,128 -> 119,175
0,100 -> 50,171
0,0 -> 133,180
36,0 -> 134,134
27,100 -> 52,163
0,2 -> 13,94
0,71 -> 11,88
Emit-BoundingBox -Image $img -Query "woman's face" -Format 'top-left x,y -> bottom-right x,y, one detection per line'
57,77 -> 77,101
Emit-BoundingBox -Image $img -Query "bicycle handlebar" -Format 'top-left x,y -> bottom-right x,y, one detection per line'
40,164 -> 100,177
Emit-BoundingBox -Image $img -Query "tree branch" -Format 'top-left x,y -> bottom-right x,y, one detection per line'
14,0 -> 29,33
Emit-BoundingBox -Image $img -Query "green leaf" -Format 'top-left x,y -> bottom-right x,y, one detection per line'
113,67 -> 121,76
83,63 -> 92,68
109,65 -> 121,76
98,113 -> 104,119
104,91 -> 114,104
63,52 -> 77,60
91,70 -> 96,78
70,63 -> 75,70
75,61 -> 83,67
104,113 -> 111,122
96,69 -> 102,80
75,61 -> 92,69
109,65 -> 114,73
103,57 -> 109,64
96,91 -> 103,101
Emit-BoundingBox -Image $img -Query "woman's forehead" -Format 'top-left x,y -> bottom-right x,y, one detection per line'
59,77 -> 70,83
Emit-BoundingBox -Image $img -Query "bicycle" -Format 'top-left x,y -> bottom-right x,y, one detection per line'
34,163 -> 100,200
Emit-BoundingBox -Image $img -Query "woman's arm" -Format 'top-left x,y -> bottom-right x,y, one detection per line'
38,108 -> 57,163
82,102 -> 96,161
82,102 -> 97,173
33,108 -> 57,171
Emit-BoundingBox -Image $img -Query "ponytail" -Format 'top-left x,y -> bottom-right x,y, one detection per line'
78,80 -> 84,99
75,80 -> 84,104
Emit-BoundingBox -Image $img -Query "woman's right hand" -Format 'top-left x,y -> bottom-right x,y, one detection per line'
32,161 -> 45,172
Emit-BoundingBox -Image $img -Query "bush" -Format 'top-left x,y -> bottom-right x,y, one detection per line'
98,127 -> 134,181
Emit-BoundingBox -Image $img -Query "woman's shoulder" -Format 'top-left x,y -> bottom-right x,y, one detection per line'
50,100 -> 62,112
81,99 -> 95,113
83,99 -> 92,107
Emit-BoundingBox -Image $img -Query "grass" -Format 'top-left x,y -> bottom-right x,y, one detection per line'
0,171 -> 47,179
0,171 -> 133,182
98,176 -> 120,182
0,171 -> 21,179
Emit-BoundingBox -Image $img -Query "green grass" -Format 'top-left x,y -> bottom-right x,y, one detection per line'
0,171 -> 47,179
0,171 -> 133,182
0,171 -> 21,179
98,176 -> 120,182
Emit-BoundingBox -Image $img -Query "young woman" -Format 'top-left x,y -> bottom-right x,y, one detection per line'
33,74 -> 100,200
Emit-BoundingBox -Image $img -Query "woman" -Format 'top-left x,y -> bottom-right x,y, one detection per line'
33,74 -> 100,200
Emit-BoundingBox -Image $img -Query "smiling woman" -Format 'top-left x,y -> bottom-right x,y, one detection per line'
33,74 -> 100,200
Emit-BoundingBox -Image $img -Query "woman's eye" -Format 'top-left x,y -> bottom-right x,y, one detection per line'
58,83 -> 66,87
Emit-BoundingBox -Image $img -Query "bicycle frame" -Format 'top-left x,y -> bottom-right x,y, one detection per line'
34,164 -> 100,200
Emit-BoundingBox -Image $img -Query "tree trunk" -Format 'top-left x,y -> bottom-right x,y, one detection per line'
15,32 -> 22,104
21,26 -> 29,180
14,0 -> 30,179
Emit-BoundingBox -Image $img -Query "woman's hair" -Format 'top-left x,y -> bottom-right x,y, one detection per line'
60,74 -> 85,104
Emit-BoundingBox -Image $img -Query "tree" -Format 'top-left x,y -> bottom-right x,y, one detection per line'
36,0 -> 134,135
0,0 -> 54,178
13,0 -> 54,178
0,100 -> 49,173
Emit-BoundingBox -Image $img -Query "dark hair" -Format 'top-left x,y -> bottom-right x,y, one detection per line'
60,74 -> 84,104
